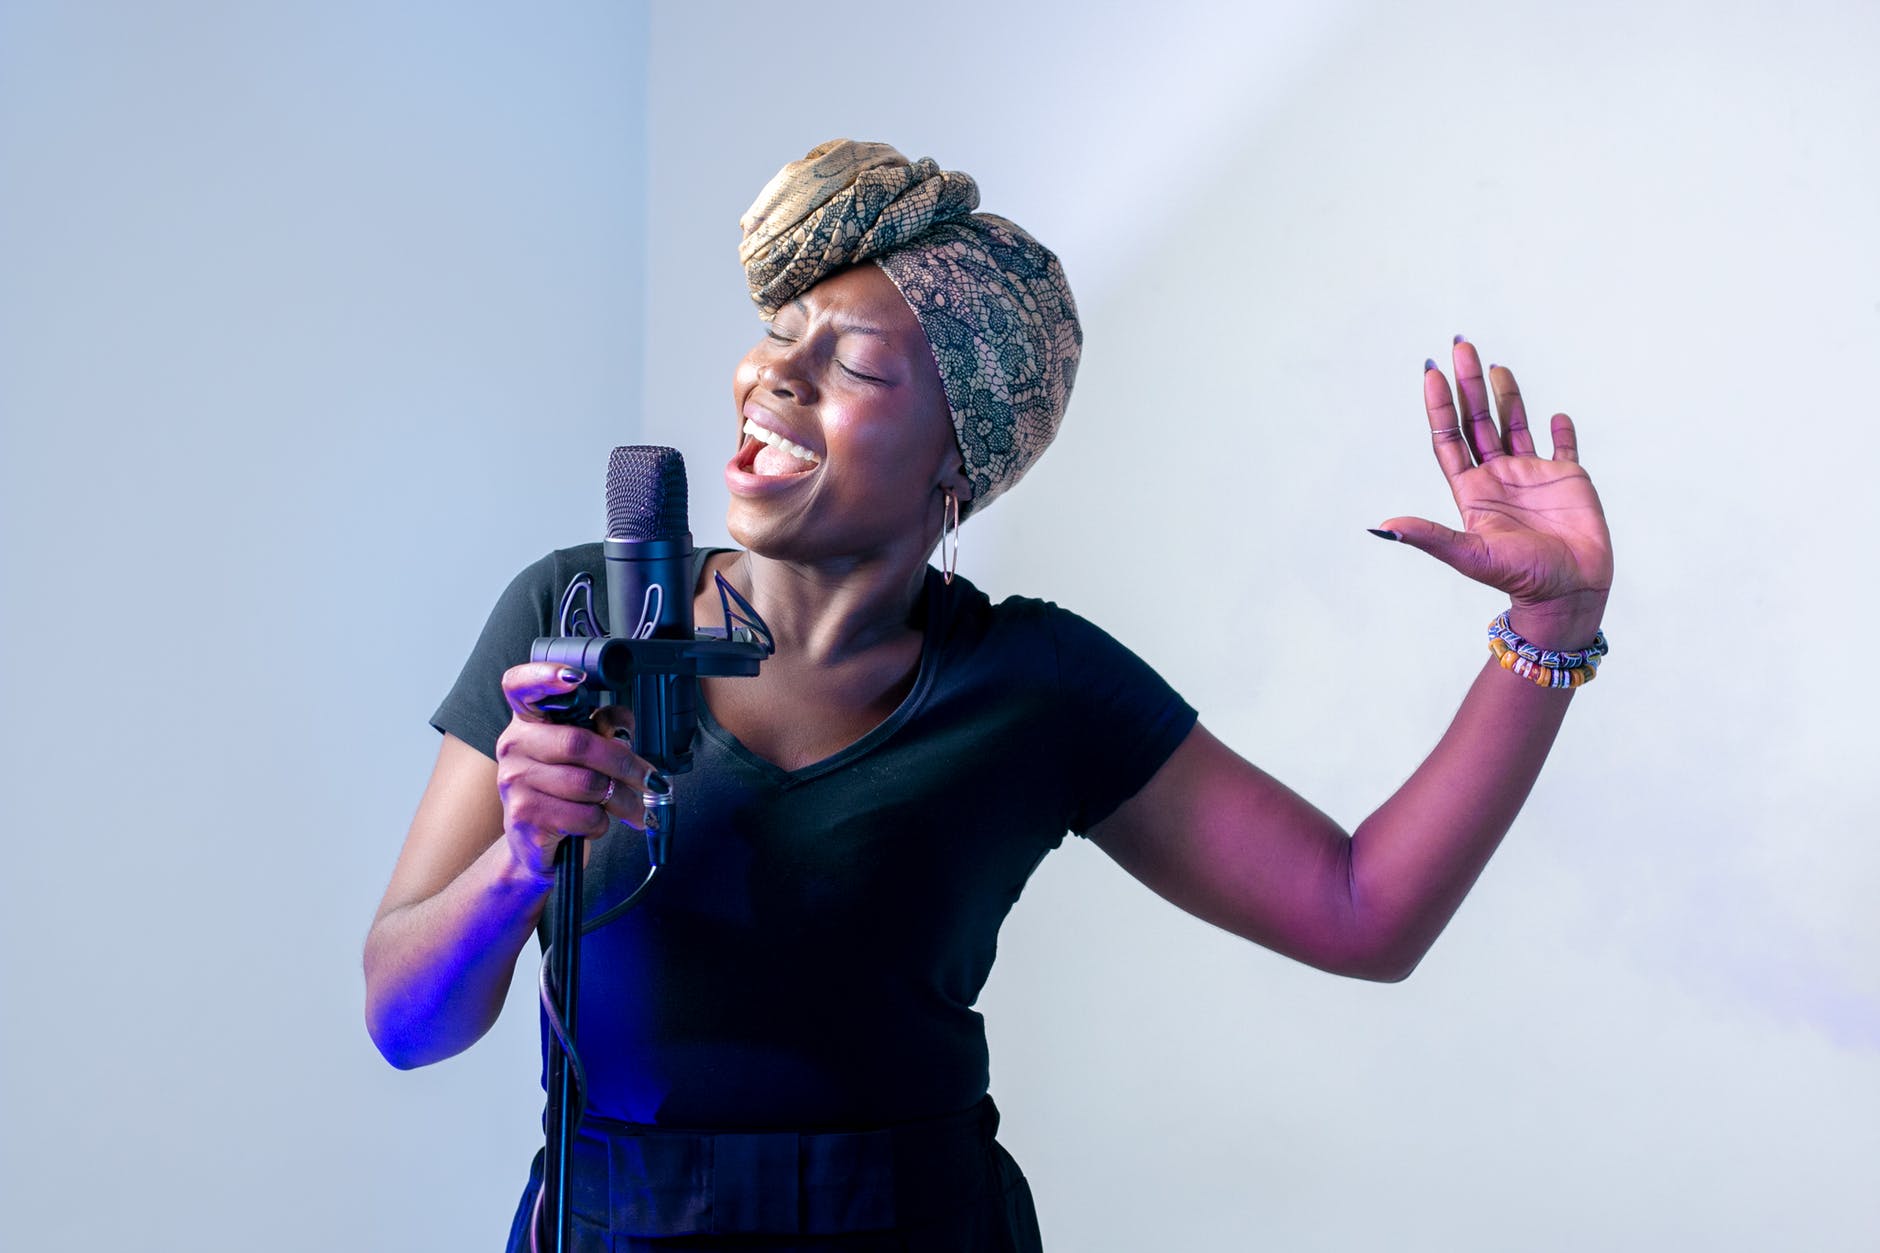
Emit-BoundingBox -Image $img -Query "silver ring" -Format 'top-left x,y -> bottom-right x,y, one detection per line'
601,779 -> 617,806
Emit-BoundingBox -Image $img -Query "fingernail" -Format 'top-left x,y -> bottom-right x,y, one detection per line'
1488,362 -> 1498,371
1368,528 -> 1401,541
1423,358 -> 1436,372
612,728 -> 634,744
644,770 -> 671,795
1453,333 -> 1467,344
558,667 -> 584,684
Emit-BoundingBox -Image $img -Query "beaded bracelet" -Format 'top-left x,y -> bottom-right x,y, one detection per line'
1491,638 -> 1596,687
1487,611 -> 1608,670
1487,612 -> 1608,689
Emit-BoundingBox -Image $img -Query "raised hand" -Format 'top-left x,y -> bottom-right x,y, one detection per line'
1380,338 -> 1613,643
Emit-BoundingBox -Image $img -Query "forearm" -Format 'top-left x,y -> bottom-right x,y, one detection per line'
1346,594 -> 1606,978
363,835 -> 552,1069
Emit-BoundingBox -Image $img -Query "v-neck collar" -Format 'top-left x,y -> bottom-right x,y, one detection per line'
692,553 -> 947,787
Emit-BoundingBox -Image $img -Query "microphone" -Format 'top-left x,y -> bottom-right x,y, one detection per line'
531,444 -> 768,862
604,446 -> 695,859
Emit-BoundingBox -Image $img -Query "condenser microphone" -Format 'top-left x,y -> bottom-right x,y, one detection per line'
605,446 -> 695,853
533,445 -> 766,855
606,445 -> 694,647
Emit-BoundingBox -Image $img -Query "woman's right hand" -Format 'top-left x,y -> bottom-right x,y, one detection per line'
496,663 -> 651,886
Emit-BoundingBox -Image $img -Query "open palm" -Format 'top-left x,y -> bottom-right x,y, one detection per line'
1383,339 -> 1613,609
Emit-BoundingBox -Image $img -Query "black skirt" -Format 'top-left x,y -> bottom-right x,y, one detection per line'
504,1097 -> 1044,1252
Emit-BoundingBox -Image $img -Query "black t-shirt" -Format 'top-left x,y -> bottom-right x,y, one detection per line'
432,544 -> 1197,1128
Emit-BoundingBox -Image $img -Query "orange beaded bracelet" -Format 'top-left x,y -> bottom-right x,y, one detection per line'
1486,611 -> 1607,690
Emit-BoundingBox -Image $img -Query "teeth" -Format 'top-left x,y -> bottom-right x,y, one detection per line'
742,418 -> 820,464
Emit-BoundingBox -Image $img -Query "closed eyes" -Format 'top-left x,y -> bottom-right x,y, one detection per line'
764,328 -> 884,384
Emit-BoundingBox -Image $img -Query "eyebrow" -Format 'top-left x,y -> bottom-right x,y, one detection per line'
787,299 -> 892,343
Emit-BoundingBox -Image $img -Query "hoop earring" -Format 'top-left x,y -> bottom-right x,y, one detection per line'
941,488 -> 960,586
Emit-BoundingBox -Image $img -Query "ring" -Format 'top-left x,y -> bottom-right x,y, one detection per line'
601,779 -> 617,806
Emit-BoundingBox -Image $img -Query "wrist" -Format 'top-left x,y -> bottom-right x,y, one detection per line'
1507,589 -> 1608,651
496,830 -> 558,897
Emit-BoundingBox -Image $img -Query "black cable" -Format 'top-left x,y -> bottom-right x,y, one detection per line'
578,861 -> 662,935
536,941 -> 590,1114
534,860 -> 662,1130
714,570 -> 775,655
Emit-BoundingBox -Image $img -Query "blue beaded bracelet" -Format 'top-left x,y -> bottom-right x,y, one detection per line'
1487,611 -> 1608,671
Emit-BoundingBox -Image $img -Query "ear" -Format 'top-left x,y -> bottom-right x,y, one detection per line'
935,460 -> 973,504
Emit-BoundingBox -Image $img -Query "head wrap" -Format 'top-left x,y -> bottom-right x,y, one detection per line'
739,140 -> 1081,516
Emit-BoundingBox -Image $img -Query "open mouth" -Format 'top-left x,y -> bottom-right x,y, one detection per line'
739,418 -> 821,477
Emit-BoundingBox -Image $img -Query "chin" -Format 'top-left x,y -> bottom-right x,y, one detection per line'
724,501 -> 810,561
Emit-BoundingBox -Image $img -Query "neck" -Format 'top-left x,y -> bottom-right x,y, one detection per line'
727,548 -> 934,666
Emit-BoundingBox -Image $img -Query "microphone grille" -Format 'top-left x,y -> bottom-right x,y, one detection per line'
606,446 -> 689,540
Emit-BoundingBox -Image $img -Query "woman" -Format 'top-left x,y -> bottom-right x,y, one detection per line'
364,140 -> 1612,1251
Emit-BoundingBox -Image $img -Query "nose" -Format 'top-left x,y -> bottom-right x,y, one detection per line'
757,343 -> 816,404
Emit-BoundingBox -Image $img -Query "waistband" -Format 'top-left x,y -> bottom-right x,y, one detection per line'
560,1097 -> 1002,1239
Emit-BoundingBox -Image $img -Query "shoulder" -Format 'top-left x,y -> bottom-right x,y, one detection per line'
455,542 -> 610,662
979,583 -> 1136,662
933,573 -> 1167,681
431,542 -> 606,758
930,570 -> 1072,634
537,541 -> 606,585
491,542 -> 606,611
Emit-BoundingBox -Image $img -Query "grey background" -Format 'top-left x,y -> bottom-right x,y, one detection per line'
3,2 -> 1875,1249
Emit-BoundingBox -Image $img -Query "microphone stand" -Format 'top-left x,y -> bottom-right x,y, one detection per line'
541,836 -> 585,1253
530,631 -> 765,1252
530,446 -> 769,1251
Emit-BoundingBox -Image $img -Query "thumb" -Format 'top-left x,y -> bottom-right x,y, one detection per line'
1375,515 -> 1489,580
502,661 -> 588,723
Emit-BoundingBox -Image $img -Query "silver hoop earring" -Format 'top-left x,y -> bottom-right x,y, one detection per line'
941,488 -> 960,586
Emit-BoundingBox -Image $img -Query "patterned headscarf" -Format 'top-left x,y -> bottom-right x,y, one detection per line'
739,140 -> 1081,517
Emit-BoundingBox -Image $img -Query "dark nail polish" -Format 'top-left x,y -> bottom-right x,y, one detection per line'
1453,333 -> 1466,344
558,667 -> 584,684
1423,358 -> 1436,372
1488,362 -> 1498,371
1368,528 -> 1401,541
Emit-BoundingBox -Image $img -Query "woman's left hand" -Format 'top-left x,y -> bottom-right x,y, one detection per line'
1380,338 -> 1613,641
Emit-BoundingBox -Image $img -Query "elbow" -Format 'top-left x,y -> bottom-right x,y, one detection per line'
1350,918 -> 1436,982
365,1000 -> 460,1071
1354,951 -> 1422,984
369,1034 -> 423,1072
1311,929 -> 1429,984
364,997 -> 429,1070
362,961 -> 490,1070
362,928 -> 444,1070
361,953 -> 413,1068
1326,947 -> 1421,984
374,1042 -> 426,1072
361,927 -> 503,1070
362,960 -> 447,1071
1331,859 -> 1431,983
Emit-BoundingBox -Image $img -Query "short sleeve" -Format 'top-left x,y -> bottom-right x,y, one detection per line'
1047,607 -> 1198,835
429,551 -> 564,760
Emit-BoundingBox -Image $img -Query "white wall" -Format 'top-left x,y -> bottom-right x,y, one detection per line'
0,3 -> 647,1248
3,2 -> 1875,1250
644,2 -> 1877,1251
